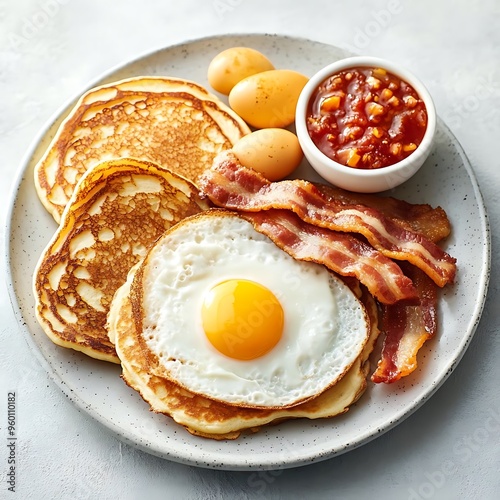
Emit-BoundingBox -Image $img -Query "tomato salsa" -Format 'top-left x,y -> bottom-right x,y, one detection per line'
306,66 -> 428,169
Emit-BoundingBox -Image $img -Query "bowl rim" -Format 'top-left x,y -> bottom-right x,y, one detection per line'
295,55 -> 437,178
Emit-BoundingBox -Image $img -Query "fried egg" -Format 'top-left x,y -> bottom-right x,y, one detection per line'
138,211 -> 370,409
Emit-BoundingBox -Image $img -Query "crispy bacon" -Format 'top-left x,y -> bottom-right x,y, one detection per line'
315,184 -> 451,244
240,209 -> 418,305
199,152 -> 456,287
371,263 -> 438,383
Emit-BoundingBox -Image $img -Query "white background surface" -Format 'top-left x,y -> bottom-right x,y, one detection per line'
1,1 -> 499,499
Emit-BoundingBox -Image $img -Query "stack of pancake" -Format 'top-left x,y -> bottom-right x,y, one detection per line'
33,76 -> 249,362
33,75 -> 379,439
109,262 -> 379,439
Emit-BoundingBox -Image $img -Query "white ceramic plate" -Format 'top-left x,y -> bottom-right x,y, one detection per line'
5,34 -> 490,471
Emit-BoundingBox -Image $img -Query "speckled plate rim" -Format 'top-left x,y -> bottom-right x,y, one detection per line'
4,33 -> 491,471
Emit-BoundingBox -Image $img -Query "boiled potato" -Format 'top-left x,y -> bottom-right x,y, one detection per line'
208,47 -> 275,95
229,70 -> 309,129
232,128 -> 303,181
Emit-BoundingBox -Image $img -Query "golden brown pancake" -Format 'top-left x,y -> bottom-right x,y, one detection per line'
107,251 -> 380,439
33,158 -> 210,363
34,76 -> 250,222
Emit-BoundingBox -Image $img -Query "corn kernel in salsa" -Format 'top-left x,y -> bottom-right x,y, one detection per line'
306,67 -> 428,169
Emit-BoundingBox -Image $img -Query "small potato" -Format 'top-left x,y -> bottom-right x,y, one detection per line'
229,70 -> 309,129
232,128 -> 303,181
208,47 -> 275,95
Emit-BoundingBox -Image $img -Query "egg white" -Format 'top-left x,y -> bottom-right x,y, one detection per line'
140,212 -> 369,408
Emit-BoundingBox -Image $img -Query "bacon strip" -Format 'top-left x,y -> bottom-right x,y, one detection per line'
241,209 -> 418,305
199,153 -> 456,287
371,263 -> 438,383
315,184 -> 451,244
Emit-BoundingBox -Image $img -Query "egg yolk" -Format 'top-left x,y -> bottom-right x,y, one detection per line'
201,279 -> 284,360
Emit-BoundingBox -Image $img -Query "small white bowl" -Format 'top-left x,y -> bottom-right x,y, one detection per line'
295,56 -> 436,193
